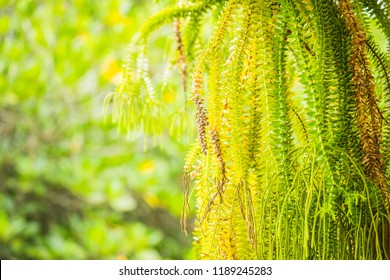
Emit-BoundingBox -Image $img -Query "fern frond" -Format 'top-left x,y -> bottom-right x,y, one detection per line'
338,0 -> 389,207
360,0 -> 390,41
182,141 -> 202,234
104,1 -> 221,146
366,38 -> 390,181
138,2 -> 214,41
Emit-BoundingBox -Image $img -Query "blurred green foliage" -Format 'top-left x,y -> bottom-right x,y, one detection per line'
0,0 -> 193,259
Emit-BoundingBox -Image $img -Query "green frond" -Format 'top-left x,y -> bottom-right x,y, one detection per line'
271,9 -> 294,187
138,2 -> 214,41
361,0 -> 390,41
104,0 -> 221,146
366,37 -> 390,209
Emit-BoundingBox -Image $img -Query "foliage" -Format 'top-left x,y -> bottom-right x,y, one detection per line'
107,0 -> 390,259
0,0 -> 191,260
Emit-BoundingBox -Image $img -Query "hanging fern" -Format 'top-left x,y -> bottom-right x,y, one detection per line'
105,0 -> 390,259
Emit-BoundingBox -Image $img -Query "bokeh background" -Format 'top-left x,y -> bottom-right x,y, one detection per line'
0,0 -> 194,259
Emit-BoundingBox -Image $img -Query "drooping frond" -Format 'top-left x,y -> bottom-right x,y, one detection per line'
104,1 -> 220,144
366,38 -> 390,177
107,0 -> 390,260
338,0 -> 389,207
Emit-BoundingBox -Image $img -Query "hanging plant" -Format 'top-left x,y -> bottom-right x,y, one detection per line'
105,0 -> 390,259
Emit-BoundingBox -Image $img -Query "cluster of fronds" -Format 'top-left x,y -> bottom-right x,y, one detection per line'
106,0 -> 390,259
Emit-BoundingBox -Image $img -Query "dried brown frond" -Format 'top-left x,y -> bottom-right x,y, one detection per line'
338,0 -> 389,207
174,18 -> 188,94
236,182 -> 256,249
192,74 -> 209,155
210,128 -> 227,199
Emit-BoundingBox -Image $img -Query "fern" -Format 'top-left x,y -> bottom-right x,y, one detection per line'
106,0 -> 390,259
